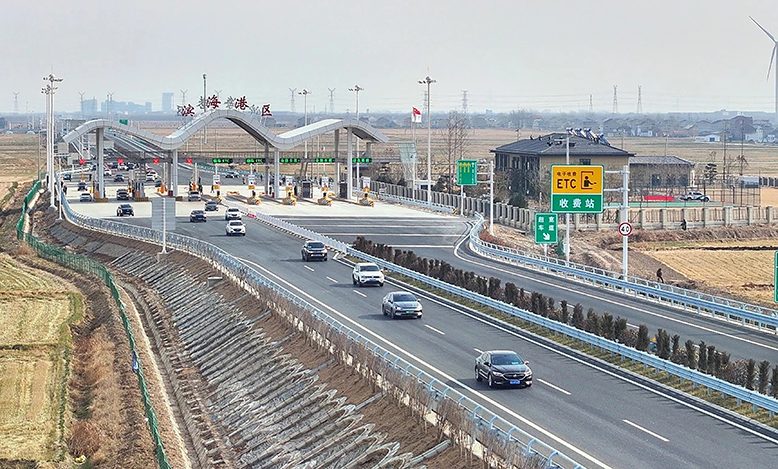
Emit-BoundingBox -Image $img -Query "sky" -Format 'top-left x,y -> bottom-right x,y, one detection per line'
2,0 -> 778,115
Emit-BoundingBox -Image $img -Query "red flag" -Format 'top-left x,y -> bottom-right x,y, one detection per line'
412,107 -> 421,115
412,107 -> 422,123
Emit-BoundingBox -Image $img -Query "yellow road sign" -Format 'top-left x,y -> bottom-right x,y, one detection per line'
551,165 -> 603,195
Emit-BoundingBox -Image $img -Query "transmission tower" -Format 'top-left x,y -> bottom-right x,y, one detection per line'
328,88 -> 335,114
289,88 -> 297,113
13,92 -> 19,113
78,92 -> 85,117
637,85 -> 643,114
461,90 -> 468,113
180,90 -> 187,106
589,94 -> 593,115
612,85 -> 618,114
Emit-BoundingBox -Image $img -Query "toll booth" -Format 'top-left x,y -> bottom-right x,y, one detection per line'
300,180 -> 312,198
339,181 -> 348,199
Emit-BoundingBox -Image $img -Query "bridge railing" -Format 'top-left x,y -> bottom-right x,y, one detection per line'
62,198 -> 583,469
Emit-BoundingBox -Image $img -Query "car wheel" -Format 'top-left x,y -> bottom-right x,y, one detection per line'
488,374 -> 495,388
242,233 -> 246,236
352,276 -> 357,285
475,367 -> 482,382
382,306 -> 387,316
378,282 -> 384,287
390,309 -> 396,320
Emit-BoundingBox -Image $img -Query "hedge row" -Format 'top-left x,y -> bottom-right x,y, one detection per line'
353,236 -> 778,398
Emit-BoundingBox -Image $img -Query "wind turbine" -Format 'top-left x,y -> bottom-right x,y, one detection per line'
750,16 -> 778,123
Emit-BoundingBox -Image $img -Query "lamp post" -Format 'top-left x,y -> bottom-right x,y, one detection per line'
418,76 -> 436,206
298,89 -> 311,175
43,73 -> 63,209
349,85 -> 363,190
202,73 -> 207,144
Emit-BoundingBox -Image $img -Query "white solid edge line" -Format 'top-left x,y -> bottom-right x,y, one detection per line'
406,241 -> 778,446
352,289 -> 367,298
536,378 -> 572,396
424,324 -> 446,335
326,276 -> 339,283
453,236 -> 778,353
474,348 -> 484,354
304,265 -> 315,272
623,419 -> 669,442
236,256 -> 613,469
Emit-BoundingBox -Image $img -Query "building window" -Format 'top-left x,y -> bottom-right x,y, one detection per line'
651,174 -> 661,187
579,158 -> 591,165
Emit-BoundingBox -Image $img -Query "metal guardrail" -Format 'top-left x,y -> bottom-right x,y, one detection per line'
241,207 -> 778,420
376,191 -> 457,214
62,199 -> 582,469
465,214 -> 778,333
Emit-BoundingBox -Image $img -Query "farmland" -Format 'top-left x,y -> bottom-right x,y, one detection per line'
0,254 -> 81,462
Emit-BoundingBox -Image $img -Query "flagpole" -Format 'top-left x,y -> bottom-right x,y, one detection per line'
411,109 -> 416,188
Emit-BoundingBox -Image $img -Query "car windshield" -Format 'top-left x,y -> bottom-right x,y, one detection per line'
206,201 -> 216,205
121,205 -> 131,209
361,265 -> 380,272
192,211 -> 203,214
227,208 -> 239,212
308,242 -> 325,249
229,221 -> 243,226
394,293 -> 416,302
491,353 -> 523,366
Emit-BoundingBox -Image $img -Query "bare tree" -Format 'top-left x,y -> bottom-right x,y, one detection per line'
442,110 -> 469,193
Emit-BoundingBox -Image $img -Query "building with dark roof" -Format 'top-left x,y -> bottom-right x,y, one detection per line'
628,155 -> 694,191
490,132 -> 634,197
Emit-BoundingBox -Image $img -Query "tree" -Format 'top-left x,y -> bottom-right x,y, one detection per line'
442,110 -> 469,194
770,366 -> 778,398
746,359 -> 756,390
703,162 -> 717,185
685,340 -> 697,369
698,341 -> 707,372
636,325 -> 650,351
572,304 -> 585,329
758,360 -> 771,394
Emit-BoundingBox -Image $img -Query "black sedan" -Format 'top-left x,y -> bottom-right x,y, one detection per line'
204,200 -> 219,211
189,210 -> 207,222
381,291 -> 422,319
155,179 -> 163,188
475,350 -> 533,388
113,174 -> 124,182
116,204 -> 134,217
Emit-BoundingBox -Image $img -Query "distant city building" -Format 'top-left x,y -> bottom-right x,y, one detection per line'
101,100 -> 152,114
81,98 -> 98,117
162,92 -> 174,112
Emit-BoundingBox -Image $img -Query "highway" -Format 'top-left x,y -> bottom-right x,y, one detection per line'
74,192 -> 778,469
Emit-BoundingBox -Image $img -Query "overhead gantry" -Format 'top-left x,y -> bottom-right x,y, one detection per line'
63,109 -> 389,199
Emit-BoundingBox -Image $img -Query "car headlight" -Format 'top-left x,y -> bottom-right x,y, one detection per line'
491,370 -> 503,377
395,306 -> 402,311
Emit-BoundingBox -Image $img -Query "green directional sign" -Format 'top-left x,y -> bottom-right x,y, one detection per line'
212,158 -> 233,164
534,213 -> 558,244
279,157 -> 300,164
457,159 -> 478,186
352,157 -> 371,163
245,157 -> 266,164
550,164 -> 604,214
315,157 -> 335,163
118,119 -> 128,125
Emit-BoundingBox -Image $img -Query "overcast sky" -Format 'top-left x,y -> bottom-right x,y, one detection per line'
3,0 -> 778,115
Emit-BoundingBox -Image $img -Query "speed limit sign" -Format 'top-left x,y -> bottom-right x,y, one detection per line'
618,222 -> 633,237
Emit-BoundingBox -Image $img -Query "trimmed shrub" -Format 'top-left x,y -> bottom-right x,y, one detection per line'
746,359 -> 756,391
671,334 -> 681,362
504,282 -> 519,306
685,340 -> 696,369
706,345 -> 716,375
488,277 -> 501,299
600,313 -> 615,340
614,317 -> 627,343
619,328 -> 638,348
560,300 -> 569,324
698,341 -> 707,373
758,360 -> 771,394
636,325 -> 650,351
585,309 -> 599,335
572,304 -> 585,329
771,366 -> 778,398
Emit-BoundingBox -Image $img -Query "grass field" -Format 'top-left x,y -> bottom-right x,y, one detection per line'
0,254 -> 81,462
0,134 -> 39,185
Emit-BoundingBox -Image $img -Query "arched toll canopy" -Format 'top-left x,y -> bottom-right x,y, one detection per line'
62,109 -> 389,150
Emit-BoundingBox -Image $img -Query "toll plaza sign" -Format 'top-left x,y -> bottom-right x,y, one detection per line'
550,165 -> 603,214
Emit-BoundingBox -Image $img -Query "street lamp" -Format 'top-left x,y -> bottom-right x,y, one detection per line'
418,76 -> 436,206
349,85 -> 363,190
298,89 -> 311,174
43,73 -> 63,209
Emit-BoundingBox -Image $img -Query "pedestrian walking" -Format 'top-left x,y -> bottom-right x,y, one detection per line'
656,268 -> 664,283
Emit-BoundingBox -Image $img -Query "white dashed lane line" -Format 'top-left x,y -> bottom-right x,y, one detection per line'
303,265 -> 315,272
537,378 -> 571,396
474,348 -> 484,354
353,290 -> 367,298
623,419 -> 669,442
424,324 -> 446,335
326,276 -> 339,283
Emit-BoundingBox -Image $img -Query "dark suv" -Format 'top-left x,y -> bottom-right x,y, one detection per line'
189,210 -> 207,222
116,204 -> 134,217
301,241 -> 328,261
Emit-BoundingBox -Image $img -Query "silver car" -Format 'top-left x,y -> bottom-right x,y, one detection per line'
381,291 -> 422,319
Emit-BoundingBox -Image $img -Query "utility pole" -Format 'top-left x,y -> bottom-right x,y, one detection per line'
289,88 -> 297,113
418,76 -> 436,207
349,85 -> 363,190
299,89 -> 310,175
202,74 -> 207,144
328,88 -> 335,114
612,85 -> 618,114
43,73 -> 63,209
